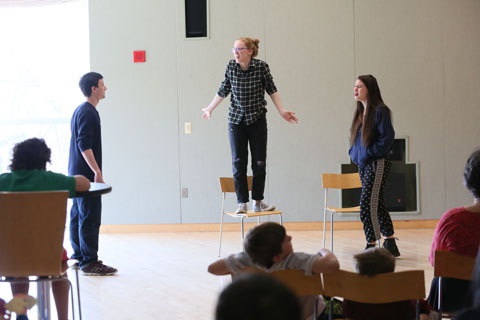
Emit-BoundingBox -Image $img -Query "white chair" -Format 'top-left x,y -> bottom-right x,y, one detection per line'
218,176 -> 282,257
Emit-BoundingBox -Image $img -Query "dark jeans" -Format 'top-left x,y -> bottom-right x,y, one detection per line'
228,117 -> 267,203
70,196 -> 102,268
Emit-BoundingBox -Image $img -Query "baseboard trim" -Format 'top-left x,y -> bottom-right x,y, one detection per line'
100,219 -> 438,233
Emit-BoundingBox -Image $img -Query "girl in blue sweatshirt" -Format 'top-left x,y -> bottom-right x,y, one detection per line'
348,75 -> 400,257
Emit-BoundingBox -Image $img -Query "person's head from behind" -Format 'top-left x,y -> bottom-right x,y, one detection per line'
244,222 -> 292,268
9,138 -> 51,171
354,247 -> 395,277
215,273 -> 301,320
464,148 -> 480,200
79,72 -> 106,99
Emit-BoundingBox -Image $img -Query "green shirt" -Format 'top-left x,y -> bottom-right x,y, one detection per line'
0,169 -> 76,198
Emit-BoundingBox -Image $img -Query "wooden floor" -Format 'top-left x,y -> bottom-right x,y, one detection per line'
0,228 -> 435,320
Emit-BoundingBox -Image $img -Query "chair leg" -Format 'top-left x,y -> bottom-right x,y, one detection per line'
323,209 -> 327,249
74,266 -> 82,320
438,277 -> 442,316
241,216 -> 245,240
37,279 -> 51,320
279,213 -> 283,225
330,212 -> 334,252
218,213 -> 225,257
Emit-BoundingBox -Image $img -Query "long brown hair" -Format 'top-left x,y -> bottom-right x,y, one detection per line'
349,75 -> 391,147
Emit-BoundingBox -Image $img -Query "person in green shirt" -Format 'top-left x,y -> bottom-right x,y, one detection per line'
0,138 -> 90,320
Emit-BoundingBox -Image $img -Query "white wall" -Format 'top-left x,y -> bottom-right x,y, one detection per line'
88,0 -> 480,225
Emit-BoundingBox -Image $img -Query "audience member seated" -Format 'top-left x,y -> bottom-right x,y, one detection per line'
0,138 -> 90,320
208,222 -> 339,320
215,273 -> 302,320
342,248 -> 434,320
427,148 -> 480,313
455,252 -> 480,319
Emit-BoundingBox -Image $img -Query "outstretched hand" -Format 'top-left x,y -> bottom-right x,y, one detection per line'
202,107 -> 212,120
281,110 -> 298,124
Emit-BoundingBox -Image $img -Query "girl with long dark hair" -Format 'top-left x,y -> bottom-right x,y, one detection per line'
349,75 -> 400,257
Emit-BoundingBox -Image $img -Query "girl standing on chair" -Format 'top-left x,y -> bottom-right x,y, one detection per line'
348,75 -> 400,257
202,37 -> 298,214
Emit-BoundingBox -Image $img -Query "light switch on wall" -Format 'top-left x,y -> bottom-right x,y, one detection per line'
185,122 -> 192,134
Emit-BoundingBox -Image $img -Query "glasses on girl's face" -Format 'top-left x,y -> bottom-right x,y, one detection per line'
232,47 -> 247,53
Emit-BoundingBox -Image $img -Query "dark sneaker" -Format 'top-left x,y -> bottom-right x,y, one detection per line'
81,261 -> 117,276
383,238 -> 401,257
365,243 -> 376,250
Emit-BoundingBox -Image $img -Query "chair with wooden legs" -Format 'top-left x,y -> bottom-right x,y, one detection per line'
218,176 -> 283,257
0,191 -> 82,320
434,250 -> 476,318
322,173 -> 362,251
323,269 -> 426,320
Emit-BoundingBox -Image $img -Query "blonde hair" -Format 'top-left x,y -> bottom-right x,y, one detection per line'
237,37 -> 259,57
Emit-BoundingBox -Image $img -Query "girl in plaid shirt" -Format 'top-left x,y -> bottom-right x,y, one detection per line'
203,37 -> 298,214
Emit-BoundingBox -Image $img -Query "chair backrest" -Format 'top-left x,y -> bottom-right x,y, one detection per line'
322,173 -> 361,190
323,269 -> 425,303
434,250 -> 476,280
238,268 -> 324,296
219,176 -> 253,193
0,191 -> 69,277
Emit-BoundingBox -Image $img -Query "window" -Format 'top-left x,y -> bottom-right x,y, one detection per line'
0,0 -> 89,174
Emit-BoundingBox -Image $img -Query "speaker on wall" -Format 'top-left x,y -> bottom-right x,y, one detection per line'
185,0 -> 207,38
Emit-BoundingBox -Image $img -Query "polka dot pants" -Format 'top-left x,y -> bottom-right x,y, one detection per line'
359,158 -> 394,243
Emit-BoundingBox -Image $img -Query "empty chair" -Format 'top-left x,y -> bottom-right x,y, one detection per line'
322,173 -> 362,251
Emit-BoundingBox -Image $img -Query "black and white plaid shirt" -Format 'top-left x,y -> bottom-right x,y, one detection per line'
217,58 -> 278,125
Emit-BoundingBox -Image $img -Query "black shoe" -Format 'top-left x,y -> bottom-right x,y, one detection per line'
383,238 -> 400,257
365,243 -> 376,250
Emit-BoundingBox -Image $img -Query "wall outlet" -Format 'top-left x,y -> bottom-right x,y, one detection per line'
181,188 -> 188,198
185,122 -> 192,134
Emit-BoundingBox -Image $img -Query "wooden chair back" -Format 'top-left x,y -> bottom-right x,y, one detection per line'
219,176 -> 253,193
434,250 -> 476,280
323,269 -> 425,303
238,268 -> 324,297
322,173 -> 362,190
0,191 -> 69,277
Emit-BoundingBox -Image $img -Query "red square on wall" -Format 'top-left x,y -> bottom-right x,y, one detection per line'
133,51 -> 146,63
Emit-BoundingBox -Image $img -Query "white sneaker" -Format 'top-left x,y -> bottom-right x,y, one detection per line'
253,201 -> 275,212
235,203 -> 248,214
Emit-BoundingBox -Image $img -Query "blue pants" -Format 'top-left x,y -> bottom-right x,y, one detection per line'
70,196 -> 102,268
228,117 -> 267,203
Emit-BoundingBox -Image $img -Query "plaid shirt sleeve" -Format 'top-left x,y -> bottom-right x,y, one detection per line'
263,62 -> 277,95
217,63 -> 232,98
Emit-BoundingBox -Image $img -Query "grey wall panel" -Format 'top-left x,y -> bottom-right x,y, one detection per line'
87,0 -> 480,224
89,0 -> 181,224
444,0 -> 480,209
354,0 -> 445,219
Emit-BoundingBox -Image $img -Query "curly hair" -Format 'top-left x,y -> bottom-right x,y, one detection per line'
244,222 -> 285,268
464,148 -> 480,199
9,138 -> 51,171
354,247 -> 395,277
236,37 -> 260,57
